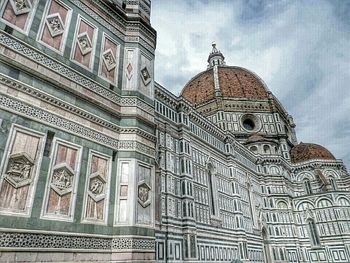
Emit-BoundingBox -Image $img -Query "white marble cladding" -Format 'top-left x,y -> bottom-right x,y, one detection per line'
155,90 -> 350,263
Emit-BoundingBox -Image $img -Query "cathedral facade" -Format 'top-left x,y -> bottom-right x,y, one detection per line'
0,0 -> 349,262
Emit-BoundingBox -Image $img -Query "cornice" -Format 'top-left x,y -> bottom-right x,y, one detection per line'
0,75 -> 156,143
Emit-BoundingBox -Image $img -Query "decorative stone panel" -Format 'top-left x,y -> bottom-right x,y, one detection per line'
115,161 -> 131,224
77,32 -> 93,55
46,13 -> 65,37
0,0 -> 37,32
83,151 -> 111,223
4,152 -> 34,188
99,33 -> 120,84
0,125 -> 44,216
139,53 -> 154,98
71,15 -> 97,69
138,181 -> 151,208
9,0 -> 32,15
136,164 -> 152,225
42,139 -> 81,221
0,231 -> 155,251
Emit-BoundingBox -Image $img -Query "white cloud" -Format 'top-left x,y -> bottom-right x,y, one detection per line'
151,0 -> 350,167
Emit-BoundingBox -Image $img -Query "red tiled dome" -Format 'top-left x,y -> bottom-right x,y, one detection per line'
290,143 -> 336,163
181,66 -> 268,105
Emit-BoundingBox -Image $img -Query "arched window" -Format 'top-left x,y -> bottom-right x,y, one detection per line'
273,214 -> 277,222
308,219 -> 320,246
250,146 -> 258,153
277,201 -> 288,209
304,179 -> 312,195
279,248 -> 285,260
317,199 -> 332,208
297,202 -> 314,211
275,227 -> 279,236
338,197 -> 350,206
263,145 -> 271,154
183,202 -> 187,217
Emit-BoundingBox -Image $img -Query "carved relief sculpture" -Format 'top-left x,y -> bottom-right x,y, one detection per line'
71,17 -> 96,69
83,153 -> 110,222
140,66 -> 151,86
44,141 -> 81,219
102,49 -> 117,72
77,32 -> 93,55
136,165 -> 152,224
4,152 -> 34,188
39,0 -> 71,52
0,126 -> 43,215
9,0 -> 32,15
1,0 -> 35,31
138,181 -> 151,208
46,13 -> 64,37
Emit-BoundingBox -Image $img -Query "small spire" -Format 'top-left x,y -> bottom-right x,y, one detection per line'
207,42 -> 225,69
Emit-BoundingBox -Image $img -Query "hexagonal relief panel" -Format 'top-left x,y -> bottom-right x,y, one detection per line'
46,13 -> 65,37
77,32 -> 93,56
137,181 -> 151,208
88,171 -> 106,202
4,152 -> 34,188
140,66 -> 151,86
102,49 -> 117,72
51,163 -> 75,196
9,0 -> 32,15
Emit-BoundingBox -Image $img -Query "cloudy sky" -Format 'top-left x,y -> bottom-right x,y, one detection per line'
150,0 -> 350,168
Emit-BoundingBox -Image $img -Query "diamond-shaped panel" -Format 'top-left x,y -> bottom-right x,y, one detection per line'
77,32 -> 93,55
46,13 -> 65,37
102,49 -> 117,72
9,0 -> 32,15
126,63 -> 133,80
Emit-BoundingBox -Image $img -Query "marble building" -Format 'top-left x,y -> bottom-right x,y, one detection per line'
0,0 -> 349,262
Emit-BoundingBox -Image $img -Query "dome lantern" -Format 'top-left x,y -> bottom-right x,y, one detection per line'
208,42 -> 226,69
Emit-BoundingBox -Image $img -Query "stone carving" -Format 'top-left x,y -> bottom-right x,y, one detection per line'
4,152 -> 34,188
77,32 -> 93,55
46,13 -> 65,37
140,66 -> 151,86
102,49 -> 117,72
51,163 -> 74,196
138,181 -> 151,208
9,0 -> 32,15
88,171 -> 106,202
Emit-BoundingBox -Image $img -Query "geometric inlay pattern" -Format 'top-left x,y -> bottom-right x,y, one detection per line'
0,232 -> 155,251
126,63 -> 133,80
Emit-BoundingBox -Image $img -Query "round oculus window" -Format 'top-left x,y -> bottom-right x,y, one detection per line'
241,114 -> 261,132
243,118 -> 255,131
